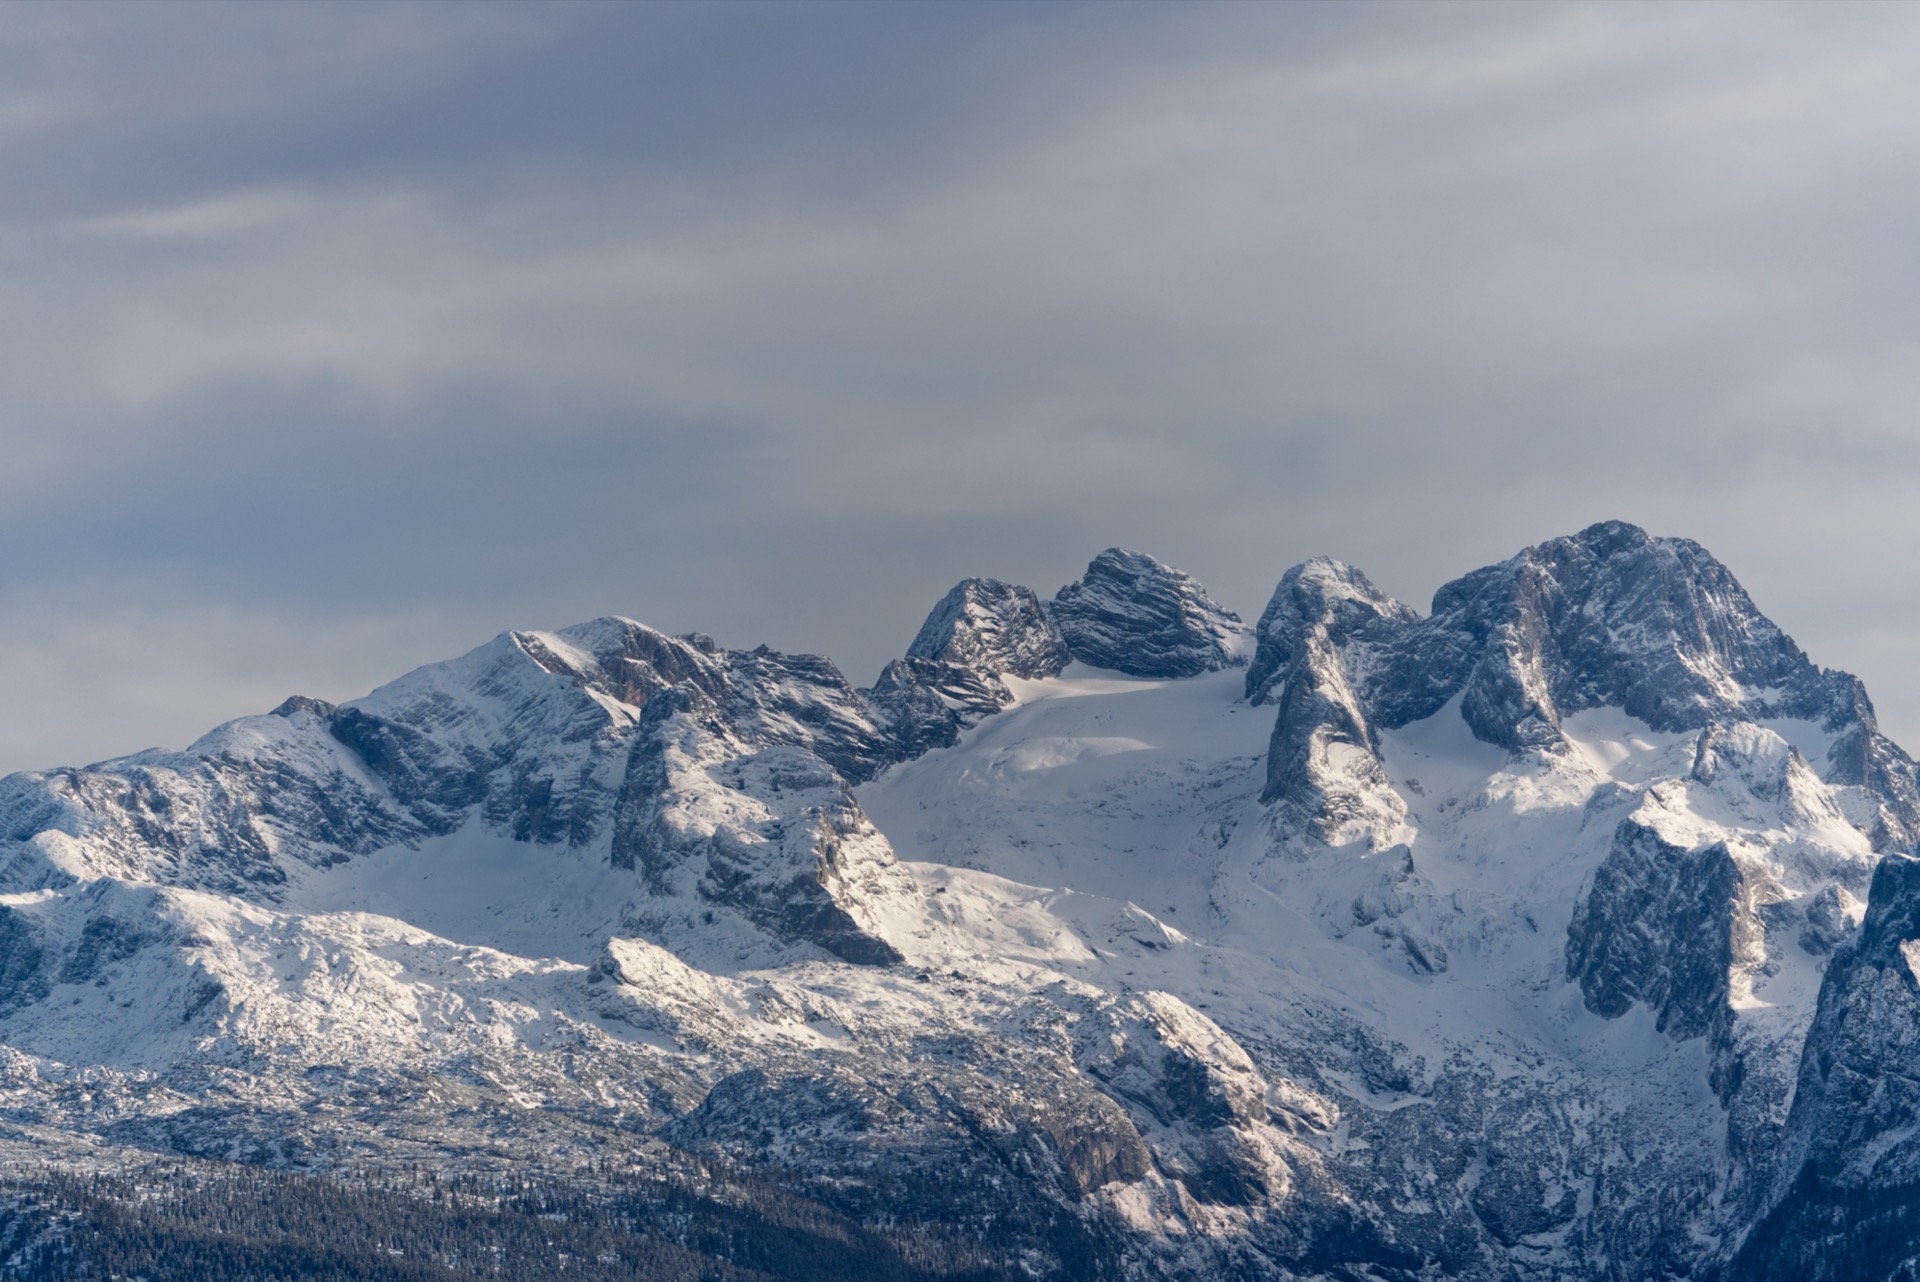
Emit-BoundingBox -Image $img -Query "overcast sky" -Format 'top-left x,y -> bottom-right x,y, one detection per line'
3,0 -> 1920,770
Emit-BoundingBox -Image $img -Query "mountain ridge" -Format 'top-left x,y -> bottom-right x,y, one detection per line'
0,525 -> 1910,1280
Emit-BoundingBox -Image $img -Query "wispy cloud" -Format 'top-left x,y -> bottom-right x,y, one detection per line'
68,188 -> 314,241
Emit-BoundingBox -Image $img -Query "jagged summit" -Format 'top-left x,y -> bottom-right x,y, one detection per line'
866,579 -> 1066,760
905,577 -> 1069,680
1051,548 -> 1249,678
1425,520 -> 1847,740
269,694 -> 336,719
868,550 -> 1245,758
0,614 -> 917,968
1247,522 -> 1918,847
1244,556 -> 1419,706
1253,521 -> 1842,727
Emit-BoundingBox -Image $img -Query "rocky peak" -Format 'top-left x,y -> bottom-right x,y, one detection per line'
865,577 -> 1072,760
1429,521 -> 1836,750
0,610 -> 921,969
1247,524 -> 1920,858
906,577 -> 1069,681
1049,548 -> 1248,679
1245,558 -> 1419,707
1253,523 -> 1901,772
269,695 -> 336,720
517,617 -> 729,713
1243,559 -> 1422,844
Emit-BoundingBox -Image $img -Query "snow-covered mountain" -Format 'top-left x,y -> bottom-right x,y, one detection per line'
0,528 -> 1914,1280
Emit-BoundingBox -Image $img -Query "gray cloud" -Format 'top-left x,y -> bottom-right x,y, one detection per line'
2,1 -> 1919,771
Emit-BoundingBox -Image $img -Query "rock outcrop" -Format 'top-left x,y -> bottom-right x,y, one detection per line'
1248,521 -> 1920,848
1051,548 -> 1249,678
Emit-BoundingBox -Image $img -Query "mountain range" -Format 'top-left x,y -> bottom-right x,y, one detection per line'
0,522 -> 1914,1280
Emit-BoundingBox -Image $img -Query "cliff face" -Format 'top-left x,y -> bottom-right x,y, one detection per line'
1051,547 -> 1250,678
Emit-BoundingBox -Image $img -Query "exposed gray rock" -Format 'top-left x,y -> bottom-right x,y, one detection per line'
0,904 -> 48,1015
1244,559 -> 1419,841
1245,556 -> 1420,709
865,575 -> 1070,760
609,681 -> 912,967
1251,522 -> 1869,737
269,695 -> 335,719
1425,521 -> 1850,753
1249,522 -> 1920,844
861,655 -> 1008,760
1566,819 -> 1748,1041
1050,548 -> 1248,678
868,550 -> 1246,761
865,550 -> 1247,765
1799,885 -> 1854,955
1729,855 -> 1920,1280
0,615 -> 919,967
906,577 -> 1069,681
